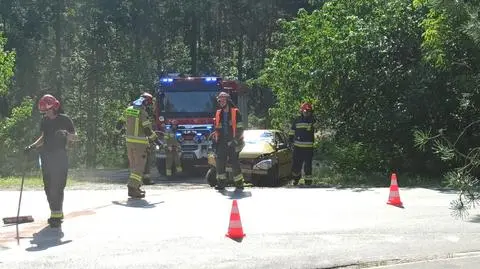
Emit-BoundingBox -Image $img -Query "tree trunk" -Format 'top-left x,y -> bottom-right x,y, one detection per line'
189,10 -> 198,75
236,34 -> 244,81
53,0 -> 65,98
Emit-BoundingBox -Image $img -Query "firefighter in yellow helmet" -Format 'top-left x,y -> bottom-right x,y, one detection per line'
213,91 -> 245,191
115,92 -> 158,198
164,119 -> 182,176
115,93 -> 156,185
142,92 -> 156,185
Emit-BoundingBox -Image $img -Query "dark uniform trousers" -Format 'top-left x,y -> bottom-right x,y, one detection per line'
292,147 -> 314,180
215,140 -> 243,186
40,149 -> 69,219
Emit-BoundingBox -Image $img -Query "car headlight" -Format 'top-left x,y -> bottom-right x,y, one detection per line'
253,159 -> 273,170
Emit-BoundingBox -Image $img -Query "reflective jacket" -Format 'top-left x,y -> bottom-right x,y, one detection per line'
214,106 -> 244,144
120,105 -> 156,144
164,128 -> 180,150
288,116 -> 315,148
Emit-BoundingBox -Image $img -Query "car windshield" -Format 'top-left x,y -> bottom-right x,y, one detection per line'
243,130 -> 274,144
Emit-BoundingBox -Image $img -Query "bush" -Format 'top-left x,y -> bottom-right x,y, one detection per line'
315,137 -> 385,173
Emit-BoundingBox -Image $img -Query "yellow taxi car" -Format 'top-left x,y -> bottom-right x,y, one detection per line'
205,129 -> 293,187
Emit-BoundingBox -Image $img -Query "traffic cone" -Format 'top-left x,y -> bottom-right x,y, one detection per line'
387,173 -> 404,208
226,200 -> 245,241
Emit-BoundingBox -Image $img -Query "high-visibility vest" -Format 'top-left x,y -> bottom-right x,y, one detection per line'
214,108 -> 238,141
124,106 -> 153,144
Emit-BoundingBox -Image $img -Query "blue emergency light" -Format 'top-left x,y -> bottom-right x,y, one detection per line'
204,77 -> 217,82
160,78 -> 174,83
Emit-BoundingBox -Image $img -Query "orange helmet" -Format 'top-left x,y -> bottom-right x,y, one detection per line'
38,94 -> 60,112
141,92 -> 153,105
300,102 -> 313,112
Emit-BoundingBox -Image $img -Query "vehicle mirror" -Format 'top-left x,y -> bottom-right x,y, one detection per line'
277,142 -> 286,149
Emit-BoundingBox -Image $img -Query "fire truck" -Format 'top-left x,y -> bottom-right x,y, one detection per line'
153,74 -> 249,176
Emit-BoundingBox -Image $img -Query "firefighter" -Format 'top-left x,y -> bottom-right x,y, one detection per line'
115,93 -> 155,185
164,120 -> 182,176
115,92 -> 158,198
289,102 -> 315,186
25,94 -> 77,228
142,93 -> 156,185
213,92 -> 245,190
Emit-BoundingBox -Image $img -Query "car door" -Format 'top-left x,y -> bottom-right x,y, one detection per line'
274,131 -> 292,178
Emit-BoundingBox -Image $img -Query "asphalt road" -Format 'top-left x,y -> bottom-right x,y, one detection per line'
1,172 -> 480,269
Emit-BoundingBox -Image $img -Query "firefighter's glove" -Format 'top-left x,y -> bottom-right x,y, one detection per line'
55,129 -> 69,138
24,145 -> 34,154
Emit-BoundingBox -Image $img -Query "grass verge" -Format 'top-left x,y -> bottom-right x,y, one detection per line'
310,163 -> 447,189
0,176 -> 87,190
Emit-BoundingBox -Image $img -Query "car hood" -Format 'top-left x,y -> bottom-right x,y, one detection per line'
239,142 -> 275,159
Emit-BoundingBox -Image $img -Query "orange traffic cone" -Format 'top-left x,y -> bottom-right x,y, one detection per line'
387,173 -> 404,208
226,200 -> 245,241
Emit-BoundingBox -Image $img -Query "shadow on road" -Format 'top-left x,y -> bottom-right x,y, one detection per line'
468,215 -> 480,223
70,168 -> 210,188
26,226 -> 72,252
111,199 -> 164,208
217,189 -> 252,200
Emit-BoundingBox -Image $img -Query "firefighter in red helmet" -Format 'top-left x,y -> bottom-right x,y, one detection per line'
25,94 -> 77,228
213,91 -> 245,191
289,102 -> 315,186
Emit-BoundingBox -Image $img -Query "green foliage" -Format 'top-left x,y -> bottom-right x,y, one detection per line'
0,98 -> 36,176
414,121 -> 480,218
315,137 -> 385,173
0,32 -> 15,96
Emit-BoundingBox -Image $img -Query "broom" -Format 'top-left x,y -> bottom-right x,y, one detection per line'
2,154 -> 34,244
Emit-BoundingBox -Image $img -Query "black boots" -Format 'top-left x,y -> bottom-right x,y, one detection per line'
215,180 -> 226,190
128,186 -> 145,198
142,176 -> 154,185
48,217 -> 63,228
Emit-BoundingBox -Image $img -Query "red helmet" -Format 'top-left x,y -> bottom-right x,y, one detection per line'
38,94 -> 60,112
141,92 -> 153,105
300,102 -> 313,112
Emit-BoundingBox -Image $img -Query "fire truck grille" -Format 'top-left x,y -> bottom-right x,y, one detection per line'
181,145 -> 198,151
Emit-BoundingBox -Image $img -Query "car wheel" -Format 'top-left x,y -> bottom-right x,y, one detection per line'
266,164 -> 280,187
249,174 -> 261,187
181,161 -> 198,176
205,167 -> 217,187
156,158 -> 166,176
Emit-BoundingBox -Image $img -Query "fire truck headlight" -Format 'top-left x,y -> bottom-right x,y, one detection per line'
194,133 -> 203,143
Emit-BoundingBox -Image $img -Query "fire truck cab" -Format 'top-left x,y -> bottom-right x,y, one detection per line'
153,74 -> 248,176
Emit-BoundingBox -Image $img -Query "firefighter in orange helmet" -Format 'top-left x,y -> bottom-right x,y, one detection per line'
115,92 -> 158,198
213,92 -> 245,190
25,94 -> 77,228
289,102 -> 315,185
164,119 -> 182,176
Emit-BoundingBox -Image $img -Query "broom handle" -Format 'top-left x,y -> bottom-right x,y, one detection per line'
16,156 -> 27,245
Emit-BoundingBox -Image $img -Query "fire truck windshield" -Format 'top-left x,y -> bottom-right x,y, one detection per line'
158,90 -> 218,118
165,91 -> 217,113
